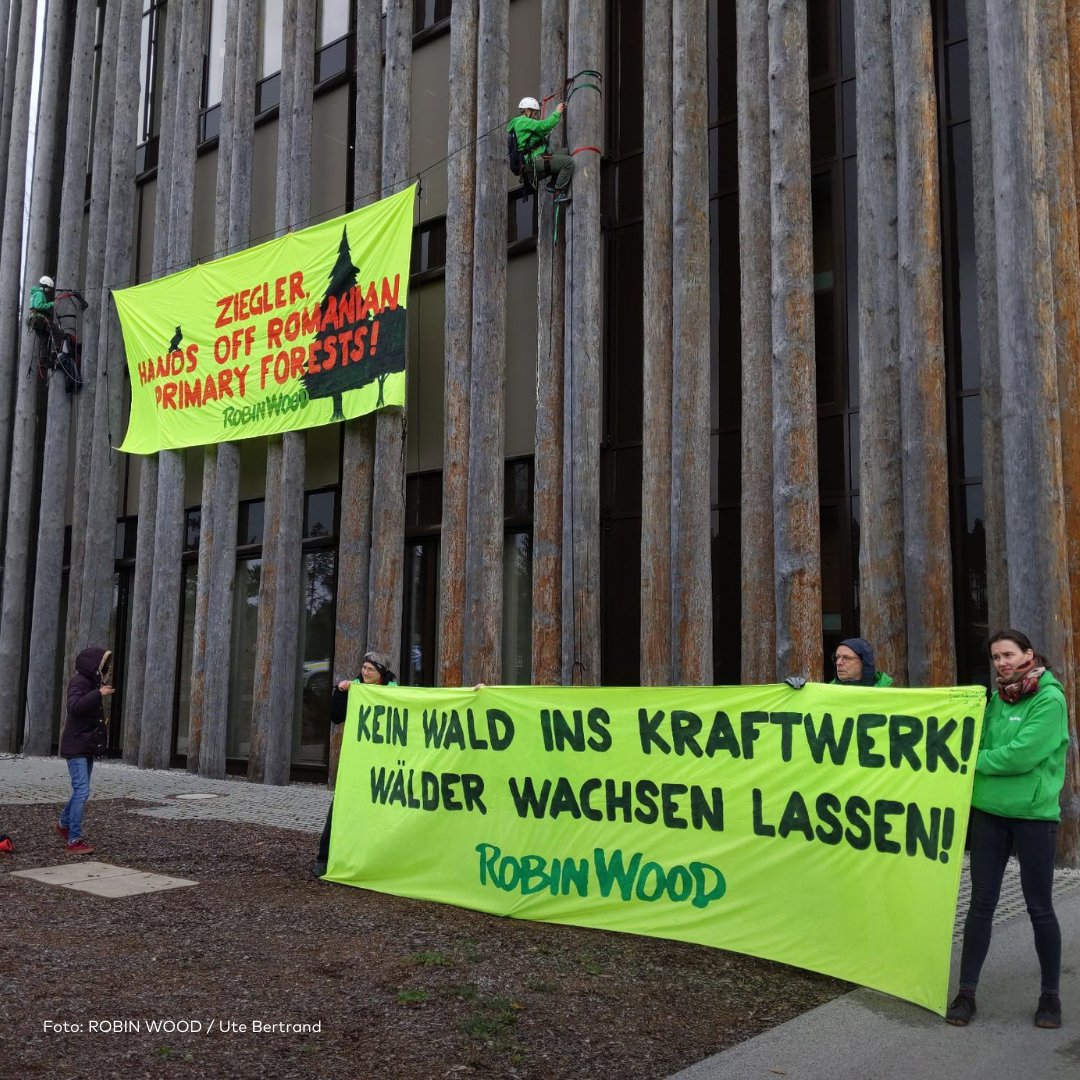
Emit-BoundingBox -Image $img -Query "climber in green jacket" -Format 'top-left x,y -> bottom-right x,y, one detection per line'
507,96 -> 574,203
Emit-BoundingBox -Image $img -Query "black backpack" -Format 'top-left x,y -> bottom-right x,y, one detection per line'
507,129 -> 536,197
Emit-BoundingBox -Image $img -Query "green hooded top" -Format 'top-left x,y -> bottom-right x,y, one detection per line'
972,670 -> 1068,821
507,111 -> 562,162
830,671 -> 894,687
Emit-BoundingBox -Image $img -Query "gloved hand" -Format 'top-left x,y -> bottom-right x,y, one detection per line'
784,675 -> 806,690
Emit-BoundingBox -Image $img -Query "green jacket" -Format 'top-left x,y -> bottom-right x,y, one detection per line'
29,283 -> 53,313
831,671 -> 894,687
507,112 -> 561,162
972,671 -> 1068,821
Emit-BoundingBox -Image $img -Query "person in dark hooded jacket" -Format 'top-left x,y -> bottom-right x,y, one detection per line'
57,646 -> 113,855
831,637 -> 893,687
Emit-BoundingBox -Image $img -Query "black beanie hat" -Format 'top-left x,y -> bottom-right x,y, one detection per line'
838,637 -> 877,686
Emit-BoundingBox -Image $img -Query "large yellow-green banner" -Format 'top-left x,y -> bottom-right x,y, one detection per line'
114,185 -> 416,453
326,682 -> 986,1014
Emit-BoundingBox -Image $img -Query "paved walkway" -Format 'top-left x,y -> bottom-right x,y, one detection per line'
4,754 -> 1079,1079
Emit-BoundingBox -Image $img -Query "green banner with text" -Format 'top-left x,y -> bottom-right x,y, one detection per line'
326,681 -> 985,1014
114,185 -> 416,453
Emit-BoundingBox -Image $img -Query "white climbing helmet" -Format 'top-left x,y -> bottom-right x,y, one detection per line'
518,96 -> 540,111
39,275 -> 54,288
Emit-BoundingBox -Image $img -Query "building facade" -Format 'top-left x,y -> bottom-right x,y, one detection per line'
0,0 -> 1076,857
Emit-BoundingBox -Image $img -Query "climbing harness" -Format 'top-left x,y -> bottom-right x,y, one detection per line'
27,288 -> 88,393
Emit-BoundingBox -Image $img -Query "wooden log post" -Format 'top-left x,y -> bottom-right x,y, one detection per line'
1042,0 -> 1080,864
463,0 -> 508,685
986,0 -> 1077,862
768,0 -> 822,681
891,0 -> 955,686
531,0 -> 568,687
62,0 -> 122,733
640,0 -> 674,686
77,0 -> 144,658
0,0 -> 37,565
670,0 -> 712,684
0,0 -> 17,213
854,0 -> 906,684
437,0 -> 477,688
736,0 -> 776,684
123,2 -> 182,765
22,0 -> 97,755
367,0 -> 412,674
1,0 -> 69,752
140,0 -> 207,770
329,0 -> 383,785
562,0 -> 603,684
966,0 -> 1007,642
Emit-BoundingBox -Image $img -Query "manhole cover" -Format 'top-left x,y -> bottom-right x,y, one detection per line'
172,793 -> 223,801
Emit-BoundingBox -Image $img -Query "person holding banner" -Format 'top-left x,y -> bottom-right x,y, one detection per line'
312,651 -> 398,878
947,629 -> 1069,1029
784,636 -> 893,689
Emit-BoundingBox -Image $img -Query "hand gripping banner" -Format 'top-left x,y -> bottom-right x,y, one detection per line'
114,185 -> 416,453
325,681 -> 987,1015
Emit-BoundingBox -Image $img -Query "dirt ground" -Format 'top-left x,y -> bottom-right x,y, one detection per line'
0,798 -> 847,1079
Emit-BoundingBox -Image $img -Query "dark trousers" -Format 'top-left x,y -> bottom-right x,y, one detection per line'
958,808 -> 1061,993
313,799 -> 334,875
533,150 -> 575,192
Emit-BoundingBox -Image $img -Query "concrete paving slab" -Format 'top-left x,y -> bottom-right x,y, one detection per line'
10,860 -> 141,885
62,870 -> 198,897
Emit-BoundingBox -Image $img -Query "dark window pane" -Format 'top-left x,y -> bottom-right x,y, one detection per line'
504,459 -> 533,519
810,85 -> 836,163
238,500 -> 265,546
840,0 -> 855,80
849,411 -> 860,494
508,190 -> 537,245
807,0 -> 834,81
612,222 -> 644,443
946,0 -> 968,41
614,0 -> 643,152
814,290 -> 837,404
711,507 -> 741,683
961,395 -> 982,481
715,193 -> 741,428
841,78 -> 856,158
617,158 -> 643,221
414,0 -> 452,32
295,550 -> 337,765
946,41 -> 970,125
184,509 -> 201,552
315,38 -> 348,84
715,429 -> 740,505
844,156 -> 859,403
228,558 -> 261,757
948,124 -> 980,390
611,444 -> 643,516
817,414 -> 845,495
715,120 -> 737,193
819,502 -> 847,645
502,531 -> 532,684
256,72 -> 281,115
304,490 -> 336,539
715,0 -> 737,121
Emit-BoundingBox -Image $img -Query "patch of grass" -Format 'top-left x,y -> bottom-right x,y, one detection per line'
446,983 -> 479,1001
404,950 -> 452,967
527,978 -> 557,993
458,996 -> 524,1039
461,941 -> 485,962
396,989 -> 430,1005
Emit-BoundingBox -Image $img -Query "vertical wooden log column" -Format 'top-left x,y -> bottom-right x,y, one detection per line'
199,0 -> 255,778
463,0 -> 508,684
966,0 -> 1007,641
124,3 -> 181,764
736,0 -> 776,684
250,0 -> 313,784
670,0 -> 712,684
986,0 -> 1076,862
78,0 -> 143,656
63,0 -> 121,715
768,0 -> 822,680
854,0 -> 905,683
1,0 -> 67,751
140,0 -> 207,770
437,0 -> 477,688
891,0 -> 955,686
367,0 -> 412,674
0,0 -> 17,214
640,0 -> 674,686
188,0 -> 241,772
0,0 -> 36,544
1043,0 -> 1080,863
22,0 -> 97,755
531,0 -> 568,686
329,0 -> 383,785
562,0 -> 603,684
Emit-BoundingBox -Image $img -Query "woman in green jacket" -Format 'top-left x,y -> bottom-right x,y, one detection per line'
947,630 -> 1069,1029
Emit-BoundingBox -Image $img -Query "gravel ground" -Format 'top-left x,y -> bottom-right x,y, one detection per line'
0,798 -> 847,1079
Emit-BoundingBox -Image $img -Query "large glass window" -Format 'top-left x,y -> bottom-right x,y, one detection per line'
259,0 -> 284,78
138,0 -> 168,144
174,564 -> 199,755
228,557 -> 262,759
402,540 -> 439,686
502,531 -> 532,684
205,0 -> 228,107
414,0 -> 451,33
294,549 -> 337,765
318,0 -> 350,45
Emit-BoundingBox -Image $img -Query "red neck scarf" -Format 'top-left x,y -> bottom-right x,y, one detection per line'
997,659 -> 1044,705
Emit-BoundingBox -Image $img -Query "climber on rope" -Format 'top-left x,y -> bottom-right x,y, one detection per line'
507,96 -> 575,205
26,274 -> 87,393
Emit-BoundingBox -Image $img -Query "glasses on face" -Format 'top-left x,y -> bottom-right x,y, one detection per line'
833,653 -> 857,664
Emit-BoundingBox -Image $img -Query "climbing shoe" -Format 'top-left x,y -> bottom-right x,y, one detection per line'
1035,993 -> 1062,1029
946,990 -> 976,1026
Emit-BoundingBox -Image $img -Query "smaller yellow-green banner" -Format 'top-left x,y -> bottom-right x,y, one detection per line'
114,185 -> 416,453
326,682 -> 986,1014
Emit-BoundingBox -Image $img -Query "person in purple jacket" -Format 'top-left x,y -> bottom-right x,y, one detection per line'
57,646 -> 113,855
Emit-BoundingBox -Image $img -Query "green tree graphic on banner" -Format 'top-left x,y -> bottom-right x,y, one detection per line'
303,227 -> 407,420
